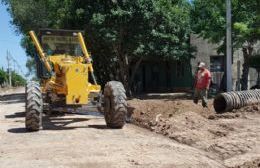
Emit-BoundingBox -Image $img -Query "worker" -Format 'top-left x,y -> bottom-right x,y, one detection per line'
193,62 -> 211,108
193,61 -> 201,89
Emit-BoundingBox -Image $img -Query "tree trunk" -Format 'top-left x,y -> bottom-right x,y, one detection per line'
241,45 -> 253,90
129,57 -> 143,93
112,46 -> 131,96
121,54 -> 131,96
112,24 -> 133,96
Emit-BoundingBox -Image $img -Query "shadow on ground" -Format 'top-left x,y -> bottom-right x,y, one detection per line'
133,92 -> 193,100
8,113 -> 107,133
3,92 -> 109,133
43,117 -> 90,130
88,124 -> 109,129
5,111 -> 25,118
0,93 -> 25,104
8,128 -> 28,133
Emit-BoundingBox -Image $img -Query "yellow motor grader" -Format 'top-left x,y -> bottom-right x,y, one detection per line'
25,29 -> 127,131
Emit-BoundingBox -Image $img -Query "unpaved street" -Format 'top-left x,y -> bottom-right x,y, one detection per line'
0,88 -> 224,168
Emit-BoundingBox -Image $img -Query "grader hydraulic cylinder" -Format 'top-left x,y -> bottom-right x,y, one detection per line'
29,31 -> 52,73
77,32 -> 97,84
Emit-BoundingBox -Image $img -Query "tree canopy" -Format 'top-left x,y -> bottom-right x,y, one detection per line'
6,0 -> 259,91
3,0 -> 193,94
0,68 -> 26,87
0,68 -> 7,86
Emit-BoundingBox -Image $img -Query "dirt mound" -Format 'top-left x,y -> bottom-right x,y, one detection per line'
128,98 -> 260,167
233,104 -> 260,113
128,98 -> 214,125
158,111 -> 217,145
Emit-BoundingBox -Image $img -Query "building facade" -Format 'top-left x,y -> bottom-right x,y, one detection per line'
190,34 -> 260,91
131,34 -> 260,94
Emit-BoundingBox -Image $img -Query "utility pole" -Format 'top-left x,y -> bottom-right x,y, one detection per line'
6,50 -> 12,87
226,0 -> 232,91
236,60 -> 241,91
12,58 -> 16,74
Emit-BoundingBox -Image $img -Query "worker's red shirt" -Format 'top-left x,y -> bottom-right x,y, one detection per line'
195,68 -> 211,89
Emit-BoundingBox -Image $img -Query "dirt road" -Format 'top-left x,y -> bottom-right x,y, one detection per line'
0,88 -> 225,168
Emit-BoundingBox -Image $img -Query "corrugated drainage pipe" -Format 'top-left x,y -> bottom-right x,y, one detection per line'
213,90 -> 260,113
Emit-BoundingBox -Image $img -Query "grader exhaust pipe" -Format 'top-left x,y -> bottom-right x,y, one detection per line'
213,90 -> 260,113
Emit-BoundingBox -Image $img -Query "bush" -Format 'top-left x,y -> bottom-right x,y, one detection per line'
0,69 -> 7,86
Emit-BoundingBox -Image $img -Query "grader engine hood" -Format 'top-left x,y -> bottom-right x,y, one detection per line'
61,62 -> 89,104
48,56 -> 100,105
29,29 -> 101,105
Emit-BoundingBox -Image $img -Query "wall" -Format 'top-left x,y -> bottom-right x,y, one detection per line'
190,34 -> 260,90
190,34 -> 219,75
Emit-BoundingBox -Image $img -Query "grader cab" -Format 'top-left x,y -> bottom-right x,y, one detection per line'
25,29 -> 127,131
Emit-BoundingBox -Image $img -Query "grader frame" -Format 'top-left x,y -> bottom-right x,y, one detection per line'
25,29 -> 127,131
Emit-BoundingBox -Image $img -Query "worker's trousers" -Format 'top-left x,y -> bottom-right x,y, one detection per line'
193,88 -> 208,108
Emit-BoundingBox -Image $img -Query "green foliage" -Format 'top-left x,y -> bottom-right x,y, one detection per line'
191,0 -> 259,52
11,71 -> 26,86
88,0 -> 192,59
0,68 -> 25,86
0,68 -> 7,85
3,0 -> 193,92
191,0 -> 259,90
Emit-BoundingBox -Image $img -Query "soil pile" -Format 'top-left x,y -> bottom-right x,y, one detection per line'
128,98 -> 260,168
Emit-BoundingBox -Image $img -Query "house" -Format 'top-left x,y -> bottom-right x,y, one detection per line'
190,34 -> 260,90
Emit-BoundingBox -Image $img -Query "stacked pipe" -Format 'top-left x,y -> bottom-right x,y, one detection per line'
213,89 -> 260,113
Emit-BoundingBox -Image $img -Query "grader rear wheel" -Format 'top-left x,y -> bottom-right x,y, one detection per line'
104,81 -> 127,129
25,81 -> 43,131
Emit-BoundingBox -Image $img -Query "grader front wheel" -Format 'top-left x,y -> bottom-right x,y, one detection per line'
25,82 -> 43,131
104,81 -> 127,129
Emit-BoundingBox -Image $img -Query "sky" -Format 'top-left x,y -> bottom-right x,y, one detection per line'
0,3 -> 27,77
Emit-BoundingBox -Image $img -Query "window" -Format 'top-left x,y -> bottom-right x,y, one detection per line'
210,56 -> 224,72
210,55 -> 225,88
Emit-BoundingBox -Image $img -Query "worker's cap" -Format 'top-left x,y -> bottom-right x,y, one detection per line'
198,62 -> 206,68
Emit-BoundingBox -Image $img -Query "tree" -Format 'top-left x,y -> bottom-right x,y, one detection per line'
0,68 -> 7,86
11,71 -> 26,86
0,68 -> 25,87
85,0 -> 193,95
191,0 -> 260,90
3,0 -> 193,95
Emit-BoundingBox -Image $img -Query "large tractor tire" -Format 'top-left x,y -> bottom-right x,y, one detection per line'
25,81 -> 40,111
104,81 -> 127,129
25,81 -> 43,131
